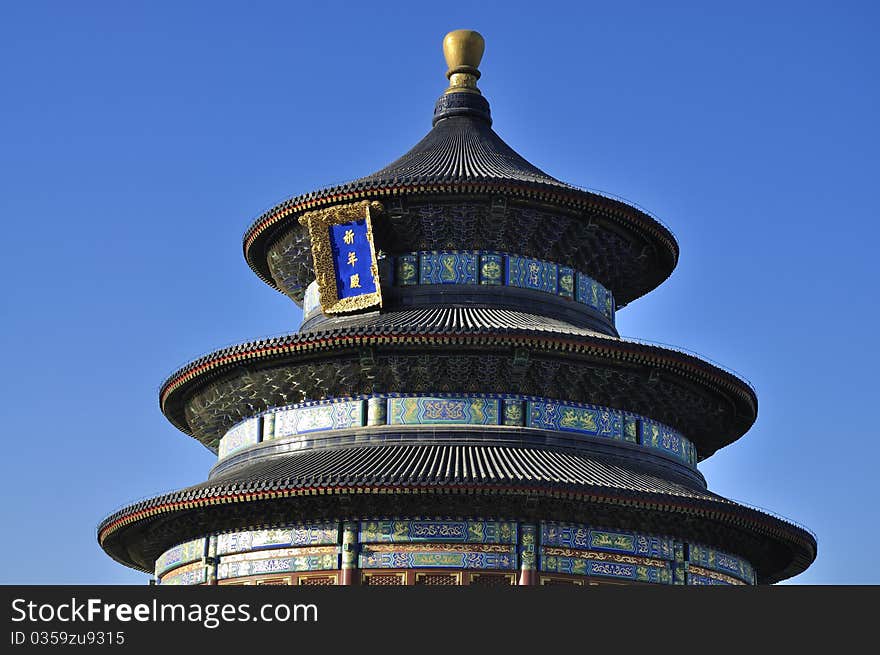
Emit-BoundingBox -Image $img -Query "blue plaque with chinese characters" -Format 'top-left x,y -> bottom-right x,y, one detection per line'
299,201 -> 383,313
329,220 -> 378,298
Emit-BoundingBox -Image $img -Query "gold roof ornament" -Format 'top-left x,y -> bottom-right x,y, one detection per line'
443,29 -> 485,95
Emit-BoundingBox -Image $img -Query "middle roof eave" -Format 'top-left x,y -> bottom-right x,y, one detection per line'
157,308 -> 758,458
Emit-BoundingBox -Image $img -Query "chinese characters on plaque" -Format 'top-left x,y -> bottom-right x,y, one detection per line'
329,219 -> 377,298
299,200 -> 383,314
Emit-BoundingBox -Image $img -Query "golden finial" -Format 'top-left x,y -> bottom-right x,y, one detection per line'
443,29 -> 485,95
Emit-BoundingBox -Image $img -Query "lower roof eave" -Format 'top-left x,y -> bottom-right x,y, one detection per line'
98,481 -> 815,582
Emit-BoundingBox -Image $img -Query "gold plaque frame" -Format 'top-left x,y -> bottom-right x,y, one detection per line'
299,200 -> 384,314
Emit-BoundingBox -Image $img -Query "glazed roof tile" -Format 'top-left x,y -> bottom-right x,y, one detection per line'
354,113 -> 570,188
300,307 -> 607,336
203,444 -> 717,499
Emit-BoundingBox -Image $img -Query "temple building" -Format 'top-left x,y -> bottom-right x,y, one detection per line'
99,30 -> 816,586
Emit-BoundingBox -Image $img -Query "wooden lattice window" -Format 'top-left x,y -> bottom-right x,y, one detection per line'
255,577 -> 290,585
298,575 -> 337,586
414,572 -> 461,586
469,573 -> 515,586
363,573 -> 406,586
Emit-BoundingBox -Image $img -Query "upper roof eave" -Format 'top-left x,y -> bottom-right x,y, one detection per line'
242,177 -> 680,307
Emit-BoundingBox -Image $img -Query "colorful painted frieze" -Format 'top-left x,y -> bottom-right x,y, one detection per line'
419,251 -> 477,285
359,520 -> 517,544
673,541 -> 686,585
388,397 -> 499,426
502,398 -> 525,426
155,538 -> 205,577
540,550 -> 672,584
390,251 -> 615,322
218,417 -> 260,459
639,418 -> 693,466
217,547 -> 338,580
396,254 -> 418,286
360,544 -> 516,570
684,439 -> 697,466
558,266 -> 574,298
687,543 -> 755,585
686,565 -> 747,586
527,401 -> 622,439
367,397 -> 386,426
595,284 -> 608,317
623,414 -> 639,444
159,561 -> 207,586
479,253 -> 503,285
216,523 -> 338,556
540,523 -> 674,560
223,394 -> 696,471
506,255 -> 558,293
519,524 -> 537,571
686,572 -> 727,585
273,400 -> 364,439
576,272 -> 599,309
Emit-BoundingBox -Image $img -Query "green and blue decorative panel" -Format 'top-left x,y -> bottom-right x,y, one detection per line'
155,538 -> 206,577
673,541 -> 686,585
367,397 -> 386,426
273,400 -> 365,439
479,253 -> 504,285
558,266 -> 575,298
576,271 -> 613,318
159,561 -> 207,586
623,414 -> 639,444
388,397 -> 499,426
540,523 -> 674,560
506,255 -> 558,293
359,520 -> 517,544
218,417 -> 260,459
687,543 -> 756,585
527,401 -> 622,439
396,254 -> 418,286
686,572 -> 728,585
502,399 -> 525,426
540,554 -> 672,584
222,394 -> 696,472
217,548 -> 338,580
388,251 -> 614,322
519,524 -> 537,570
419,251 -> 478,285
216,523 -> 338,556
360,547 -> 516,570
640,419 -> 694,466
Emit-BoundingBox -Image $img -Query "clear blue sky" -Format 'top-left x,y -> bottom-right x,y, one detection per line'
1,1 -> 876,584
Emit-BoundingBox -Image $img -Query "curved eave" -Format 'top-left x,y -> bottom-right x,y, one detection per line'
241,180 -> 679,307
158,319 -> 757,458
97,446 -> 815,583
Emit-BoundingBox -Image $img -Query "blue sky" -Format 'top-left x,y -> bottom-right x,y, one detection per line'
1,1 -> 876,584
